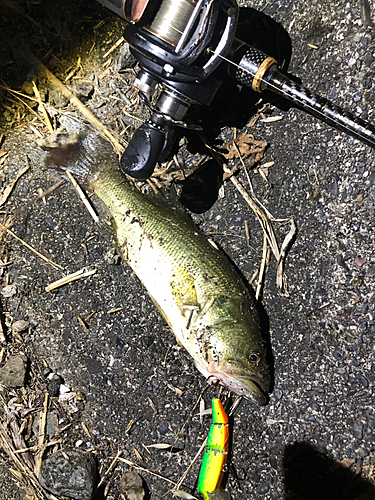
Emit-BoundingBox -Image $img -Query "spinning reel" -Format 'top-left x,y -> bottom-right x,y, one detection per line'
98,0 -> 375,180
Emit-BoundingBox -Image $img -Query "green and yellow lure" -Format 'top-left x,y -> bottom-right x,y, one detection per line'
197,399 -> 229,499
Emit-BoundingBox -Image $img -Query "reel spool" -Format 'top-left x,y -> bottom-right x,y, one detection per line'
98,0 -> 239,179
126,0 -> 197,48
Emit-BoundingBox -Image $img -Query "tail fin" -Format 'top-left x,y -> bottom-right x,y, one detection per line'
43,130 -> 118,187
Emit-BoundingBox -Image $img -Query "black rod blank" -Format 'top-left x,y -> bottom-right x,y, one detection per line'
234,44 -> 375,149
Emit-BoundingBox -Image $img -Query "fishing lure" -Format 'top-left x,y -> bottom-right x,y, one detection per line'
197,399 -> 229,500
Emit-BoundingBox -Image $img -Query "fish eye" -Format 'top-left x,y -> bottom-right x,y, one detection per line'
249,352 -> 259,364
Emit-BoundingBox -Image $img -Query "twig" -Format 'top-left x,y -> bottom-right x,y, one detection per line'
3,403 -> 34,470
0,222 -> 64,271
256,233 -> 268,301
32,81 -> 53,133
37,179 -> 65,202
0,418 -> 50,499
174,437 -> 208,492
66,171 -> 99,223
107,307 -> 124,314
19,52 -> 124,155
0,306 -> 6,343
118,457 -> 177,486
34,393 -> 49,477
0,162 -> 30,207
197,130 -> 296,294
13,439 -> 61,454
46,268 -> 97,292
244,219 -> 250,246
103,36 -> 125,58
96,450 -> 122,492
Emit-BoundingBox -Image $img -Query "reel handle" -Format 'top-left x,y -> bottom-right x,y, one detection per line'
120,121 -> 167,179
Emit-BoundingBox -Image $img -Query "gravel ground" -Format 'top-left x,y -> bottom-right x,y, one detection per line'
0,1 -> 374,499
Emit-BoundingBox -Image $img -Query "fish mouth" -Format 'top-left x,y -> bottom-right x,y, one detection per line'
194,358 -> 270,405
214,366 -> 270,405
237,376 -> 269,405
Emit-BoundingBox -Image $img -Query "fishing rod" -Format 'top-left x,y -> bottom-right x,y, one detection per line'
97,0 -> 375,180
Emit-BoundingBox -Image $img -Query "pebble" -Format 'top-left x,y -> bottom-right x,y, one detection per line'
274,388 -> 283,400
49,374 -> 64,397
59,384 -> 71,395
353,422 -> 364,440
329,180 -> 338,196
367,415 -> 375,428
256,482 -> 270,494
332,348 -> 344,361
74,81 -> 94,102
354,258 -> 365,267
32,411 -> 58,440
104,248 -> 121,265
1,284 -> 17,298
115,43 -> 137,72
206,490 -> 231,500
0,354 -> 28,388
39,449 -> 97,500
357,375 -> 369,388
158,423 -> 170,436
119,471 -> 145,500
11,320 -> 29,333
269,455 -> 278,469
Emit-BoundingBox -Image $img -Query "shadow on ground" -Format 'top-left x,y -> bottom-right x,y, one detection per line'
284,442 -> 375,500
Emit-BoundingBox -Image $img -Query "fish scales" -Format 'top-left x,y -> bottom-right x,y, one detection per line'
45,131 -> 270,405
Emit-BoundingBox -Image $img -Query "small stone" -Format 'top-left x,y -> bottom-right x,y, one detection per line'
104,248 -> 121,265
207,490 -> 231,500
1,284 -> 17,298
357,375 -> 369,388
358,447 -> 369,457
33,411 -> 58,440
158,423 -> 170,436
162,467 -> 174,478
329,180 -> 338,196
273,388 -> 283,400
367,415 -> 375,428
354,258 -> 365,267
115,43 -> 137,72
353,421 -> 364,440
269,455 -> 278,469
49,374 -> 64,397
332,348 -> 344,361
12,320 -> 29,333
256,482 -> 270,494
39,449 -> 97,500
119,471 -> 145,500
49,88 -> 70,108
0,354 -> 28,387
74,82 -> 94,102
59,384 -> 71,395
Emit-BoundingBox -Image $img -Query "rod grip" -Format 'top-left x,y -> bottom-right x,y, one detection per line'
235,46 -> 277,92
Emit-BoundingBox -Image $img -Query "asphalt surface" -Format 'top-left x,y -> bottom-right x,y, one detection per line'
0,0 -> 375,499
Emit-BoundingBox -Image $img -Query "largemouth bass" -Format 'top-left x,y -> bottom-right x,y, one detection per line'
45,131 -> 270,405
